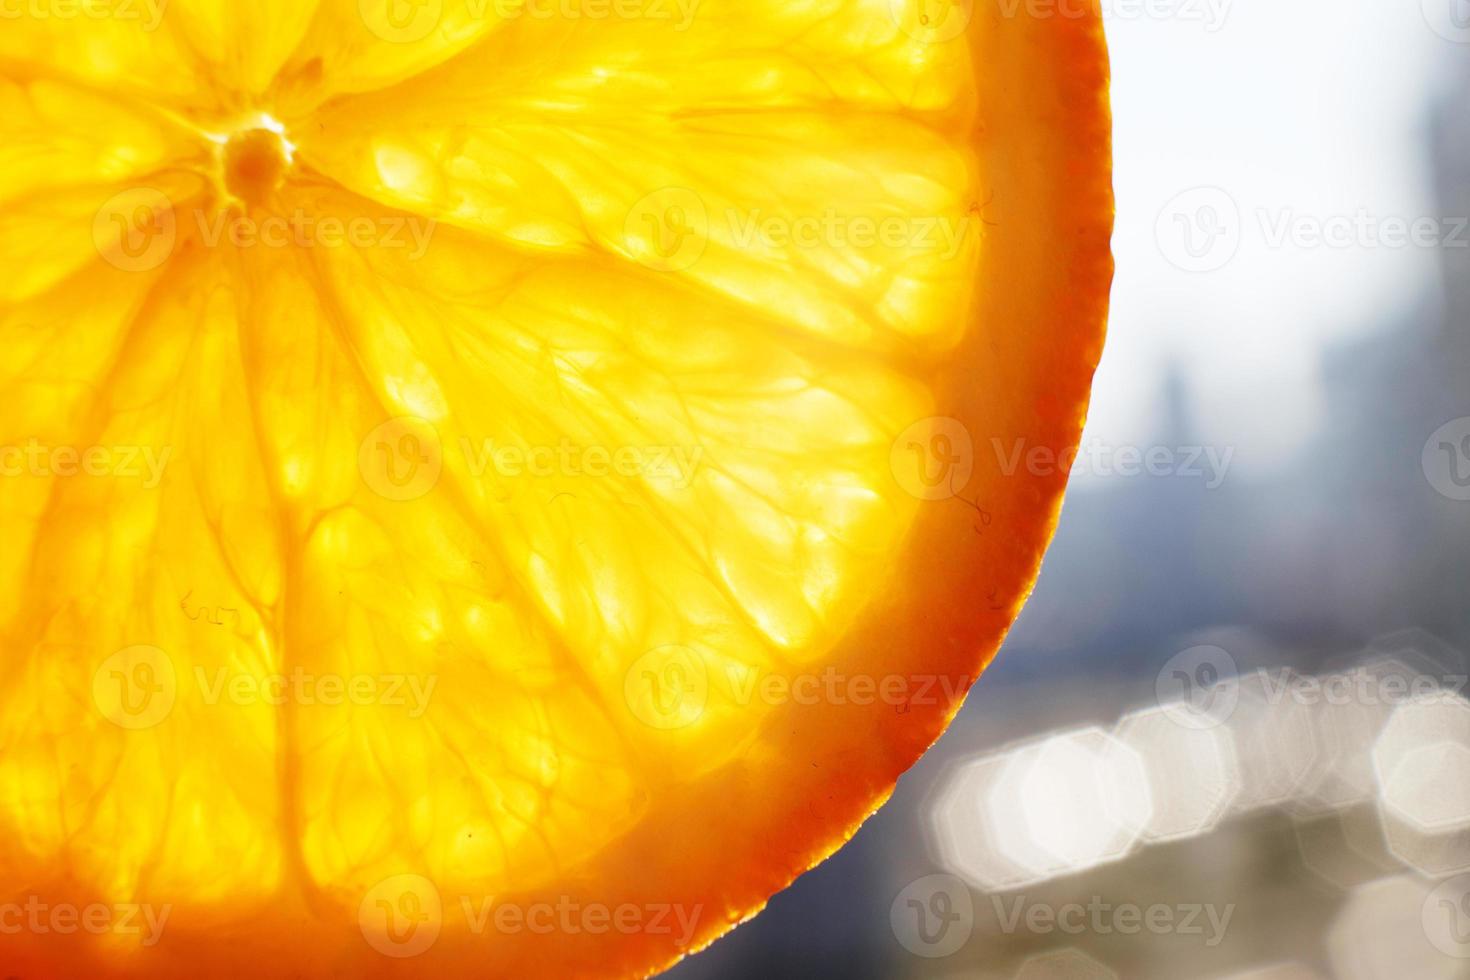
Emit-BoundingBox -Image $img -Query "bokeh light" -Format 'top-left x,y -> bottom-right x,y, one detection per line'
1327,875 -> 1461,980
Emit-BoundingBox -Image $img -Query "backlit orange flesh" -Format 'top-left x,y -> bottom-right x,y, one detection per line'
0,3 -> 1111,977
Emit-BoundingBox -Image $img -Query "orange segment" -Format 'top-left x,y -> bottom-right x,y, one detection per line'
0,77 -> 205,303
230,234 -> 649,893
0,247 -> 284,918
273,1 -> 515,104
297,7 -> 978,351
0,3 -> 1112,978
0,5 -> 222,110
163,1 -> 320,97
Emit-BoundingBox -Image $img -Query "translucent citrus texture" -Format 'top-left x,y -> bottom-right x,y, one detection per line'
0,2 -> 1111,977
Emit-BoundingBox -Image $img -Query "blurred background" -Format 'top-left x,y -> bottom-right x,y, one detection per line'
668,1 -> 1470,977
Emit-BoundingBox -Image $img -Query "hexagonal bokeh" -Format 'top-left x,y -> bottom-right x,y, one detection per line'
1225,668 -> 1319,813
1372,689 -> 1470,875
926,728 -> 1152,891
1293,655 -> 1461,815
1374,690 -> 1470,830
1327,874 -> 1463,980
1013,948 -> 1119,980
927,752 -> 1034,893
1115,703 -> 1241,843
1377,811 -> 1470,879
1363,629 -> 1470,687
1383,740 -> 1470,830
987,728 -> 1152,886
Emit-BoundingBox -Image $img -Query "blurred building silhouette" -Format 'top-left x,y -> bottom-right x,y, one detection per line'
1003,58 -> 1470,678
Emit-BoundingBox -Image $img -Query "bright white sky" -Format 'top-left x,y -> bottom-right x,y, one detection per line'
1083,0 -> 1460,482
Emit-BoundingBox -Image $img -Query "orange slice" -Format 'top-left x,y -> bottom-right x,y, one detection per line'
0,2 -> 1111,977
